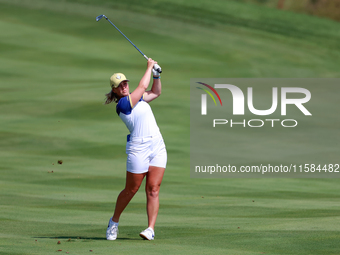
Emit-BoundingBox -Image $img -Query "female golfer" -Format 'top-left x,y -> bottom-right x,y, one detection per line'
104,58 -> 166,241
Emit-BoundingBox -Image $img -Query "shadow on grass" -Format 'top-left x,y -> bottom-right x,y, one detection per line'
34,236 -> 141,241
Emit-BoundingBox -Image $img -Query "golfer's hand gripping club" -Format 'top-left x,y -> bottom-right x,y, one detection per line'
96,14 -> 162,74
153,63 -> 162,74
152,66 -> 161,77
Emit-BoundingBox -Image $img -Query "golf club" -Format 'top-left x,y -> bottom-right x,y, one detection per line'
96,14 -> 162,73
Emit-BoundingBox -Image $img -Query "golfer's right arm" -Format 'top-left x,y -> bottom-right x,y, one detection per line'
129,58 -> 155,106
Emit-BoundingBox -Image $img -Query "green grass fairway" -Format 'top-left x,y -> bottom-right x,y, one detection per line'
1,0 -> 340,254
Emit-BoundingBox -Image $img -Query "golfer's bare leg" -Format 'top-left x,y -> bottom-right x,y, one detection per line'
145,166 -> 165,230
112,171 -> 146,222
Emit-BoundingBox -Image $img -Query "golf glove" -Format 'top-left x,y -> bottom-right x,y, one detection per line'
152,64 -> 162,77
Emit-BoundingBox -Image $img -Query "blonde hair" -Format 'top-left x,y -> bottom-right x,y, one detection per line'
104,90 -> 119,104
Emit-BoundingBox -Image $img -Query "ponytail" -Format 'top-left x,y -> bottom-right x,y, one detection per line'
104,90 -> 119,104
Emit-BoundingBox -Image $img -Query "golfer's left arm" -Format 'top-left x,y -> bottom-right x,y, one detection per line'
143,66 -> 161,103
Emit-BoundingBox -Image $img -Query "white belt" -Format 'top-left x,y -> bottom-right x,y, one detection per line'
127,134 -> 161,142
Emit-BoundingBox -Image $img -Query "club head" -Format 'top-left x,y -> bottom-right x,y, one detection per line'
96,14 -> 105,22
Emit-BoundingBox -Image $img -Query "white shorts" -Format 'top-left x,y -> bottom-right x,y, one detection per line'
126,134 -> 167,174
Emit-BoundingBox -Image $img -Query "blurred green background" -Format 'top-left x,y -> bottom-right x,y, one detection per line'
1,0 -> 339,254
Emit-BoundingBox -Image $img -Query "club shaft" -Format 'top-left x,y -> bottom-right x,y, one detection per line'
96,15 -> 162,73
104,16 -> 148,60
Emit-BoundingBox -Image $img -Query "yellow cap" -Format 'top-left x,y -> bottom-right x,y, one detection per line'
110,73 -> 129,88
